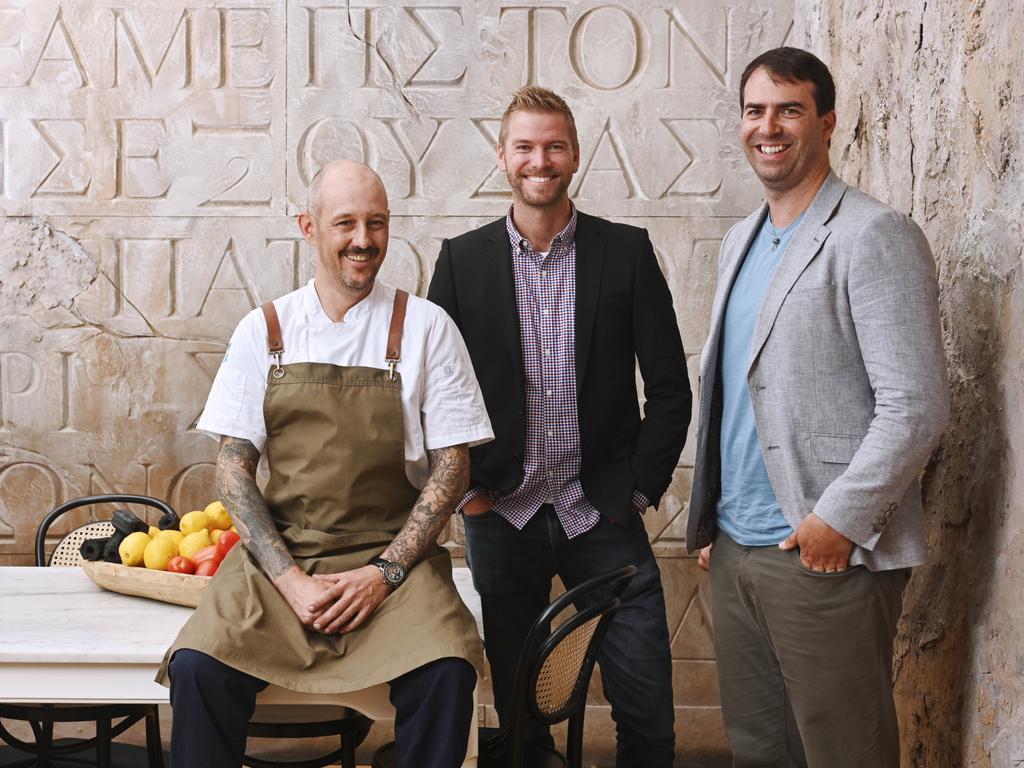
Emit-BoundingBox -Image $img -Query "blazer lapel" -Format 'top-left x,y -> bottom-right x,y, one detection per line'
486,219 -> 524,389
574,212 -> 605,395
748,172 -> 848,370
701,206 -> 766,382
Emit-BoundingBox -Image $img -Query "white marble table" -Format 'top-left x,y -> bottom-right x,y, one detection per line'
0,565 -> 481,764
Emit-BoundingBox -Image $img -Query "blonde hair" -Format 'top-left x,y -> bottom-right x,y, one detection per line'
498,86 -> 579,150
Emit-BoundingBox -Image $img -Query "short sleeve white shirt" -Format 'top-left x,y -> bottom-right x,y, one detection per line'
196,280 -> 494,488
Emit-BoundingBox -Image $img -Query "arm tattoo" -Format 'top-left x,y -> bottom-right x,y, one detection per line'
382,444 -> 470,570
215,436 -> 295,580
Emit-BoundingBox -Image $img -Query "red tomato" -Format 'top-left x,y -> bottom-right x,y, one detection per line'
216,530 -> 241,557
192,545 -> 223,565
167,556 -> 196,575
195,559 -> 219,577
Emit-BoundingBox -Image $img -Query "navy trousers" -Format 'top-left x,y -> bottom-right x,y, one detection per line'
463,505 -> 676,768
168,649 -> 476,768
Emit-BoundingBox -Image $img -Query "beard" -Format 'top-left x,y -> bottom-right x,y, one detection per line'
507,169 -> 572,209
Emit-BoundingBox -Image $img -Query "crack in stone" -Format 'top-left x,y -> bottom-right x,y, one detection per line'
344,0 -> 419,118
62,272 -> 228,346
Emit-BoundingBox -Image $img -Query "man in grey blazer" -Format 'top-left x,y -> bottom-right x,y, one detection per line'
686,47 -> 949,766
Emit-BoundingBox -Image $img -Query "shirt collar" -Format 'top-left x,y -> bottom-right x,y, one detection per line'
506,202 -> 578,255
304,278 -> 388,323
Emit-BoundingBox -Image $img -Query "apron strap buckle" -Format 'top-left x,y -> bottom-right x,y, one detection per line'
262,301 -> 286,380
384,290 -> 409,383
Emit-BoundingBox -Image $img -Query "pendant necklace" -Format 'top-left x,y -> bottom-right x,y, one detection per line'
765,217 -> 786,252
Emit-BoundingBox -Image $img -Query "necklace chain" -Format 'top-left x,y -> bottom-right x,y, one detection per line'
766,216 -> 794,253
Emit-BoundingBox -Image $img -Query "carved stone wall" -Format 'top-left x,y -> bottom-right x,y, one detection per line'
1,1 -> 795,763
793,2 -> 1024,766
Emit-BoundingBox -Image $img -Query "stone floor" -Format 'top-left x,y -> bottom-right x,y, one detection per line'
0,741 -> 732,767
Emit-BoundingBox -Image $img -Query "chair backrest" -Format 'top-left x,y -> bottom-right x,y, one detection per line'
506,565 -> 637,760
35,494 -> 177,567
49,521 -> 117,567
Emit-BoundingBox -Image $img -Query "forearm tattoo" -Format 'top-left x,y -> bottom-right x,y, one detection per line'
216,436 -> 295,579
382,444 -> 470,570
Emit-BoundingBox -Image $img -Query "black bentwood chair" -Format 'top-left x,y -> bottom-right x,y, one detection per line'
0,494 -> 175,768
371,564 -> 637,768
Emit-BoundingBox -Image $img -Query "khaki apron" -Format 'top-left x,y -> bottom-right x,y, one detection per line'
157,291 -> 482,693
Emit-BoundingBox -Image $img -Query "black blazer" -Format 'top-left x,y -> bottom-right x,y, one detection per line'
427,211 -> 692,524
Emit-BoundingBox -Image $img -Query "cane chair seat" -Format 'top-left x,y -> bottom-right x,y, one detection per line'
372,566 -> 637,768
49,521 -> 116,567
532,614 -> 602,719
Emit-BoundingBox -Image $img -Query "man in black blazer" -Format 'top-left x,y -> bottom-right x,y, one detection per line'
427,87 -> 691,766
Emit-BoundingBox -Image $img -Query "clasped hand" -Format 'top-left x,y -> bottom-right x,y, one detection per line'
277,566 -> 391,635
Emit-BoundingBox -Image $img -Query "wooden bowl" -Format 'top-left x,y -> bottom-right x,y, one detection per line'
81,561 -> 209,608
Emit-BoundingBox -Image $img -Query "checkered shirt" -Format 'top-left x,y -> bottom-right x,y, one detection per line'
479,205 -> 599,538
459,208 -> 649,535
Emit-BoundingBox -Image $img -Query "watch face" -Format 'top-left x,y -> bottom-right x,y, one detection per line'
382,561 -> 405,585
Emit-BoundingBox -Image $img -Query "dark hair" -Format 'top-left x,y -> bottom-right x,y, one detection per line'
739,47 -> 836,116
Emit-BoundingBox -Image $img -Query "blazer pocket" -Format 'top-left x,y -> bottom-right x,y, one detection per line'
810,433 -> 863,464
789,280 -> 838,296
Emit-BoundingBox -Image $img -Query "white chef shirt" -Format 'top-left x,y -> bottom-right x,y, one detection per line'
197,279 -> 494,488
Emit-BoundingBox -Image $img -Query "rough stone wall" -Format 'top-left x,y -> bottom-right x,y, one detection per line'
794,2 -> 1024,765
0,1 -> 799,762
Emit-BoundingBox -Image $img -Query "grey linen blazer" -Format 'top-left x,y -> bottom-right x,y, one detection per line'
686,172 -> 950,571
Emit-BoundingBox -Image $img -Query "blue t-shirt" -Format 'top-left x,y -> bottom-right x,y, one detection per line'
715,211 -> 805,546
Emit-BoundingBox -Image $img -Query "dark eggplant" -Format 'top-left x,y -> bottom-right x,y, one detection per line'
79,537 -> 109,561
111,508 -> 149,535
102,531 -> 127,563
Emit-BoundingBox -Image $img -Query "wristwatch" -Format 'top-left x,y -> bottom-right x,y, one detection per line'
370,557 -> 406,588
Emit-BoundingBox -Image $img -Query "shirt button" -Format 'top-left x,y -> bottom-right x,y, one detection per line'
542,309 -> 549,316
547,471 -> 553,478
547,430 -> 553,437
545,390 -> 552,397
541,270 -> 547,276
544,349 -> 550,356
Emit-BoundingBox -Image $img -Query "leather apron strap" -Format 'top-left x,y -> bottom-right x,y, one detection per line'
261,289 -> 408,380
261,301 -> 285,379
385,290 -> 409,381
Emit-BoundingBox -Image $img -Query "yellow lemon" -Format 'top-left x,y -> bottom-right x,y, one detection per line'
179,510 -> 210,536
204,500 -> 233,531
210,529 -> 224,544
178,530 -> 212,560
118,531 -> 151,567
157,529 -> 184,549
147,526 -> 161,538
143,537 -> 178,570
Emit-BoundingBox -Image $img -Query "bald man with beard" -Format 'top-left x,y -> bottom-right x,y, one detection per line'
159,160 -> 494,768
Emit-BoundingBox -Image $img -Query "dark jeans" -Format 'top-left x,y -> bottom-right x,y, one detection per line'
168,650 -> 476,768
709,533 -> 908,768
464,504 -> 675,768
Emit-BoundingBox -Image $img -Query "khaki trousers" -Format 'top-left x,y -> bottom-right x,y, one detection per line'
709,532 -> 909,768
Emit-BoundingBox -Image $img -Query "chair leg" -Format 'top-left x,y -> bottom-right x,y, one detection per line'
341,732 -> 357,768
146,708 -> 166,768
566,713 -> 585,768
97,718 -> 112,768
38,719 -> 54,768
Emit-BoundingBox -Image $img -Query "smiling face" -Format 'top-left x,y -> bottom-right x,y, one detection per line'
497,110 -> 580,211
299,163 -> 389,303
740,67 -> 836,193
